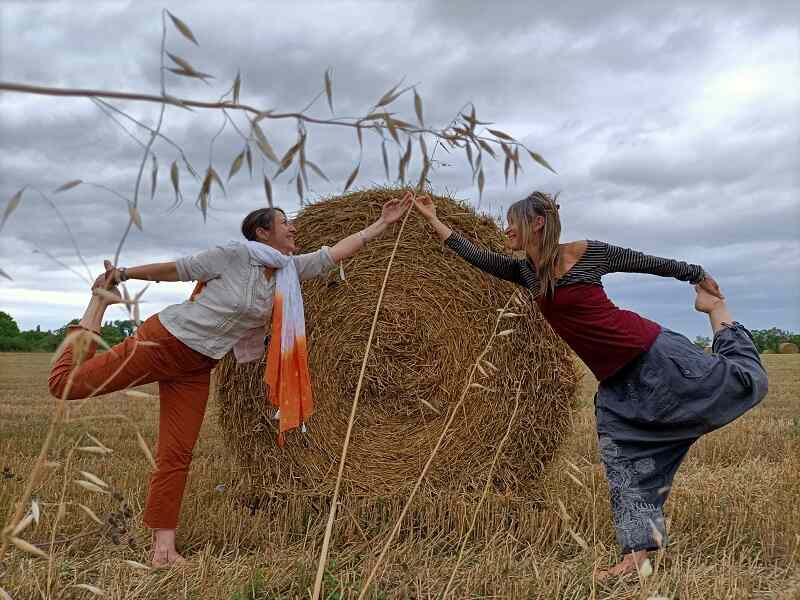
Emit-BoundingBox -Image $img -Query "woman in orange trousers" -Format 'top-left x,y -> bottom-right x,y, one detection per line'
49,193 -> 412,567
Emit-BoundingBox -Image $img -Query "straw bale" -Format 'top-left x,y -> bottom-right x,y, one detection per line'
778,342 -> 799,354
215,189 -> 578,509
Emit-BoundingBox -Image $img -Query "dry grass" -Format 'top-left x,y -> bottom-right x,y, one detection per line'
0,352 -> 798,599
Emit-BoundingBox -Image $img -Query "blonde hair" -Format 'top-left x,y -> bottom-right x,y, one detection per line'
507,191 -> 561,297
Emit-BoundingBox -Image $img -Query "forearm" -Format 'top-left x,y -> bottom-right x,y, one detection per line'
122,262 -> 179,283
329,218 -> 389,262
605,244 -> 705,283
426,216 -> 453,242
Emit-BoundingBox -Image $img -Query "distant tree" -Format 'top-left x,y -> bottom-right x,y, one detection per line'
693,335 -> 711,349
750,328 -> 790,353
0,311 -> 20,337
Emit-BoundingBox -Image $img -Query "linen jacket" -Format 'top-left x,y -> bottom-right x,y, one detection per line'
158,241 -> 335,360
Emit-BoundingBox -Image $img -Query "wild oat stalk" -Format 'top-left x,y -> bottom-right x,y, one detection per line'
441,379 -> 523,598
356,294 -> 520,599
310,193 -> 417,600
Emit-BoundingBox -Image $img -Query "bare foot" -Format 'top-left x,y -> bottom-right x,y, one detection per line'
150,528 -> 187,569
694,285 -> 724,314
595,550 -> 651,581
151,547 -> 187,569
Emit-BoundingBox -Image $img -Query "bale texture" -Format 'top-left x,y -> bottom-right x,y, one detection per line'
779,342 -> 799,354
215,189 -> 578,503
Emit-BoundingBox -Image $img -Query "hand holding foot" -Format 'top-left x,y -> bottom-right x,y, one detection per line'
695,284 -> 734,334
694,284 -> 724,314
91,260 -> 122,306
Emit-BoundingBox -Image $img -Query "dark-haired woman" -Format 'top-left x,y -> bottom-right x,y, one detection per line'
48,192 -> 412,567
413,191 -> 768,579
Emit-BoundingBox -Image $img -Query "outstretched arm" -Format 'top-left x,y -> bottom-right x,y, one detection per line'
414,195 -> 529,286
328,192 -> 413,263
602,242 -> 723,297
106,261 -> 179,284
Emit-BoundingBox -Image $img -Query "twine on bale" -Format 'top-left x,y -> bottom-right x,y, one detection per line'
312,193 -> 417,600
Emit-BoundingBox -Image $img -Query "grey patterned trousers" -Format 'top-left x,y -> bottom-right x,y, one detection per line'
595,323 -> 768,554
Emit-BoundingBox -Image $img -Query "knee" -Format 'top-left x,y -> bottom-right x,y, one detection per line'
752,367 -> 769,403
157,446 -> 194,470
48,372 -> 74,400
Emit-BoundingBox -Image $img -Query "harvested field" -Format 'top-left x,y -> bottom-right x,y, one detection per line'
1,351 -> 798,598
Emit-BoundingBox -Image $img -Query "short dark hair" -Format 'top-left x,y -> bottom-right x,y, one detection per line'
241,207 -> 285,241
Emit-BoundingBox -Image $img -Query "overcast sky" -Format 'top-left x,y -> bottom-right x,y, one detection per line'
1,1 -> 798,341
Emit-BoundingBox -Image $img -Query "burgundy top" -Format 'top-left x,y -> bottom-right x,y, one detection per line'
445,234 -> 705,380
535,284 -> 661,380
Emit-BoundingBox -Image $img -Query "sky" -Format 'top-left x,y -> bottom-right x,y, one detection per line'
1,0 -> 798,340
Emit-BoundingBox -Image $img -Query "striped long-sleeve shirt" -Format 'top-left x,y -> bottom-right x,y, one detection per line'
445,233 -> 706,293
445,233 -> 706,380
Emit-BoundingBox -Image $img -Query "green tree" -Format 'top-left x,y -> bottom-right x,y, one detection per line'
693,335 -> 711,349
0,311 -> 20,337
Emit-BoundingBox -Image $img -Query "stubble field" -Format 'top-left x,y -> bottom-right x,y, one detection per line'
1,352 -> 798,599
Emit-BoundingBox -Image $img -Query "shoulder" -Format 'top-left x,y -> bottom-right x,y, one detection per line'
561,240 -> 590,259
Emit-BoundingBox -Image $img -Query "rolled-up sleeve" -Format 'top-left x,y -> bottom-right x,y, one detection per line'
175,243 -> 240,282
293,246 -> 336,281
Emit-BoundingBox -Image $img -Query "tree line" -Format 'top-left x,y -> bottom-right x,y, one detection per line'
2,310 -> 797,354
692,328 -> 800,353
0,311 -> 135,352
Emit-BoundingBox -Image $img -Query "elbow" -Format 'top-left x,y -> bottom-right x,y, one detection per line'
48,372 -> 75,400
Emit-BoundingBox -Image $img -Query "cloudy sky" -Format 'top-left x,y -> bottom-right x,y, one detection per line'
1,1 -> 798,341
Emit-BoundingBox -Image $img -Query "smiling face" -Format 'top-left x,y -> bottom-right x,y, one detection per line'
504,209 -> 545,253
257,210 -> 297,254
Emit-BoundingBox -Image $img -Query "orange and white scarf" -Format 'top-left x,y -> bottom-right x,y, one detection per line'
259,248 -> 313,446
190,246 -> 313,446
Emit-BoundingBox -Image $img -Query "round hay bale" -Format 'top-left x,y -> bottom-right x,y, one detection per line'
215,189 -> 578,525
779,342 -> 799,354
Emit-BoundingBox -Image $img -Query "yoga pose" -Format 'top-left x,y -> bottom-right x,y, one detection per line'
48,192 -> 412,567
413,191 -> 768,579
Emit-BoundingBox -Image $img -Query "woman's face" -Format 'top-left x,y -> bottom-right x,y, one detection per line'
504,215 -> 525,251
258,211 -> 297,254
504,211 -> 545,252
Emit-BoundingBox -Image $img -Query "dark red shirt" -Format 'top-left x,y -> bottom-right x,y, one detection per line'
445,233 -> 705,381
536,283 -> 661,380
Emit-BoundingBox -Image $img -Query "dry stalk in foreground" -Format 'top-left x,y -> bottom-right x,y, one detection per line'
311,198 -> 417,600
357,294 -> 520,599
442,378 -> 523,598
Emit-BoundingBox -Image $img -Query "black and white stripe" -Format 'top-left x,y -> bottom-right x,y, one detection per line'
445,233 -> 705,296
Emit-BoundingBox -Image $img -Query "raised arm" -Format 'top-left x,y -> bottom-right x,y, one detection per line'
601,242 -> 723,297
101,243 -> 237,287
414,195 -> 529,286
328,192 -> 413,263
603,243 -> 704,282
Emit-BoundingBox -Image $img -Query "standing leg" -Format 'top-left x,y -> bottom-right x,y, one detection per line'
144,370 -> 211,567
595,435 -> 695,579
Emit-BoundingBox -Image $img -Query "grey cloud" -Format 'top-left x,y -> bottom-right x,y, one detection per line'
1,1 -> 798,338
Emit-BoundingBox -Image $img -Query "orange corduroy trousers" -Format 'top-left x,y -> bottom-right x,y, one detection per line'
48,315 -> 218,529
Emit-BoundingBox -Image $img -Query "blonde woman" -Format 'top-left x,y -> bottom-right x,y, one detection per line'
48,192 -> 412,567
414,191 -> 767,579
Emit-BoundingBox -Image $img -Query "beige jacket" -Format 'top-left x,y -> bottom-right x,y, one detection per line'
158,241 -> 335,360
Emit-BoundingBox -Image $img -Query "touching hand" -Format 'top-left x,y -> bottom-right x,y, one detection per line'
413,194 -> 436,221
381,191 -> 413,224
92,260 -> 123,305
698,274 -> 724,299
